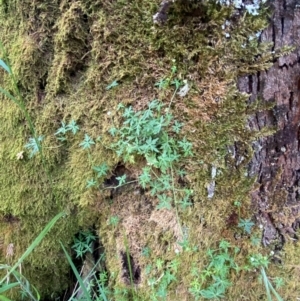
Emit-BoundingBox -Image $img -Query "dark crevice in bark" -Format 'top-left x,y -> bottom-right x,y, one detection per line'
248,75 -> 253,94
278,63 -> 288,69
281,17 -> 284,35
288,91 -> 293,110
257,71 -> 261,93
282,0 -> 287,10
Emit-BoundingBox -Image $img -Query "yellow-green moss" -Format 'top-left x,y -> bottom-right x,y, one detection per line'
0,0 -> 296,300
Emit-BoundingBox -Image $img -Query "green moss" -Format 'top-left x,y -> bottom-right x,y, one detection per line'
0,0 -> 295,299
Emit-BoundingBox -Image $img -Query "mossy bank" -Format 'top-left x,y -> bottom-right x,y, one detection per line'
0,0 -> 297,300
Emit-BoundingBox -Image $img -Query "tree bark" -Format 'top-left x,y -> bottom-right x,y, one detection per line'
238,0 -> 300,246
153,0 -> 173,24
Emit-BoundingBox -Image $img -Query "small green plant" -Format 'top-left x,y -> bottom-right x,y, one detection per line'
72,230 -> 96,258
61,243 -> 109,301
106,80 -> 118,90
141,247 -> 151,257
86,178 -> 97,188
233,200 -> 241,216
108,216 -> 120,227
116,174 -> 127,186
112,287 -> 130,301
147,258 -> 179,300
273,277 -> 284,290
250,235 -> 261,246
79,134 -> 95,150
109,98 -> 193,210
25,136 -> 44,158
55,120 -> 80,139
155,60 -> 183,92
238,218 -> 255,234
93,163 -> 109,178
189,240 -> 239,300
177,237 -> 198,252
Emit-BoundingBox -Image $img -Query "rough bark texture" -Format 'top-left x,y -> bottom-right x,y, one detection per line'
238,0 -> 300,246
153,0 -> 173,24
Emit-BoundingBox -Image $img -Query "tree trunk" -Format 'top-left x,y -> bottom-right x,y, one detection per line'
238,0 -> 300,247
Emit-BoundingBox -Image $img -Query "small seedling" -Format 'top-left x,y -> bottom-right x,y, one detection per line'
145,264 -> 152,275
147,258 -> 178,300
79,134 -> 95,150
72,230 -> 96,258
141,247 -> 151,257
106,80 -> 118,90
233,200 -> 241,208
86,178 -> 97,188
66,120 -> 80,134
156,258 -> 164,270
189,240 -> 239,299
250,235 -> 261,246
155,78 -> 169,90
273,277 -> 284,289
156,194 -> 172,210
238,218 -> 255,234
108,216 -> 120,227
178,236 -> 192,252
55,121 -> 68,136
116,174 -> 127,186
93,163 -> 109,178
25,136 -> 43,158
55,120 -> 79,137
171,79 -> 182,89
172,120 -> 183,134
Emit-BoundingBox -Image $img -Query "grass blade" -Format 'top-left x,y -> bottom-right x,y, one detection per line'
68,255 -> 107,301
0,295 -> 12,301
0,59 -> 11,73
97,281 -> 108,301
0,87 -> 19,105
11,270 -> 40,301
0,211 -> 65,286
0,265 -> 10,271
261,268 -> 272,301
123,233 -> 134,288
260,267 -> 283,301
0,283 -> 19,294
266,272 -> 284,301
60,242 -> 92,301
